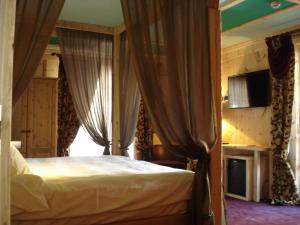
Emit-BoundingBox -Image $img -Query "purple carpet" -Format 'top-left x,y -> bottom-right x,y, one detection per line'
225,197 -> 300,225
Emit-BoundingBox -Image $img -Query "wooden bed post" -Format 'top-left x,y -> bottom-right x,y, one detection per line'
112,24 -> 125,155
0,0 -> 16,225
208,1 -> 223,225
112,29 -> 120,155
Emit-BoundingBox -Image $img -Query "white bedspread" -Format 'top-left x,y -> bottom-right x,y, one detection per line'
14,156 -> 194,220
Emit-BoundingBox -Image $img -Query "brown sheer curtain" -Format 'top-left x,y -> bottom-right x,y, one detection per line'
57,28 -> 113,155
13,0 -> 64,105
57,56 -> 80,157
135,99 -> 153,161
119,32 -> 141,156
121,1 -> 217,224
266,34 -> 299,204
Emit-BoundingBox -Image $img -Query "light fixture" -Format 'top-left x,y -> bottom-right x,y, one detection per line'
270,0 -> 281,9
222,119 -> 234,144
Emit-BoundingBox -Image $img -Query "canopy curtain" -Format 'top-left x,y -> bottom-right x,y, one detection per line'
57,56 -> 80,156
13,0 -> 64,106
266,34 -> 299,204
57,28 -> 113,155
121,1 -> 217,224
119,32 -> 141,156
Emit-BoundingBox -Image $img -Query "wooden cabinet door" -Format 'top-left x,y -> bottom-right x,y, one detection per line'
26,78 -> 58,157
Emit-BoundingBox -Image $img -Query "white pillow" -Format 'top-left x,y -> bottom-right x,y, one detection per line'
10,143 -> 31,176
11,174 -> 49,212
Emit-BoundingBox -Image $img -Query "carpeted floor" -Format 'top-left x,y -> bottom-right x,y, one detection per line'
225,197 -> 300,225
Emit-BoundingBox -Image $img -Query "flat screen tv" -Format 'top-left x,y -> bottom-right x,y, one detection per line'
228,69 -> 271,109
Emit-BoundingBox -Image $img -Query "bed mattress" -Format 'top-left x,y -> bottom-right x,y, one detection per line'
13,156 -> 194,223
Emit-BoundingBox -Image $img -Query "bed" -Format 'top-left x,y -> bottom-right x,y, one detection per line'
10,143 -> 194,225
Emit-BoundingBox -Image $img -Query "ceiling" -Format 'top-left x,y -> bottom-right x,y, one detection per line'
59,0 -> 123,27
58,0 -> 300,48
220,0 -> 300,47
221,0 -> 295,32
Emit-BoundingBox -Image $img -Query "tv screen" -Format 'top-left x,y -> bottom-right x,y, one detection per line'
228,69 -> 271,108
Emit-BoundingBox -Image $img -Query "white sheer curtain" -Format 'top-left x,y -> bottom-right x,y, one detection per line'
119,32 -> 140,156
70,65 -> 112,157
57,28 -> 113,155
228,76 -> 250,108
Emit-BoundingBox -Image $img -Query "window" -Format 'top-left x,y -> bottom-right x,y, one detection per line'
69,126 -> 103,157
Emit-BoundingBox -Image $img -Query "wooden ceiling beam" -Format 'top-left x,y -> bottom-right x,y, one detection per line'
220,0 -> 245,11
114,23 -> 125,35
56,20 -> 115,35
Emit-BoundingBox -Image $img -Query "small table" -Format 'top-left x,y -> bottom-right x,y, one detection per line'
223,144 -> 272,202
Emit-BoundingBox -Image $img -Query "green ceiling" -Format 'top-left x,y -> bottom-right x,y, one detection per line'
222,5 -> 300,47
221,0 -> 296,31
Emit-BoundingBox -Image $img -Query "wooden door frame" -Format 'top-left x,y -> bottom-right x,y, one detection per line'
293,40 -> 300,196
0,0 -> 16,225
209,6 -> 223,225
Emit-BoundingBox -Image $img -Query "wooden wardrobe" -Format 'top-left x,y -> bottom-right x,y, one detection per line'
11,53 -> 59,157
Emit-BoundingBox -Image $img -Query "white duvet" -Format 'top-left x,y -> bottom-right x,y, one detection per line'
13,156 -> 194,220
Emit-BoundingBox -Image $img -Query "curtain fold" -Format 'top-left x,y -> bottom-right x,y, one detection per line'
57,28 -> 113,155
57,56 -> 80,157
121,1 -> 217,224
119,32 -> 141,156
135,99 -> 153,161
13,0 -> 65,105
266,34 -> 299,204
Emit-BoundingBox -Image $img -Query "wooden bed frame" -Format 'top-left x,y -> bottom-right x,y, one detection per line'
12,213 -> 191,225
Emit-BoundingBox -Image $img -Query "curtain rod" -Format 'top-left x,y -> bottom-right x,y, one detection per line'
267,28 -> 300,39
